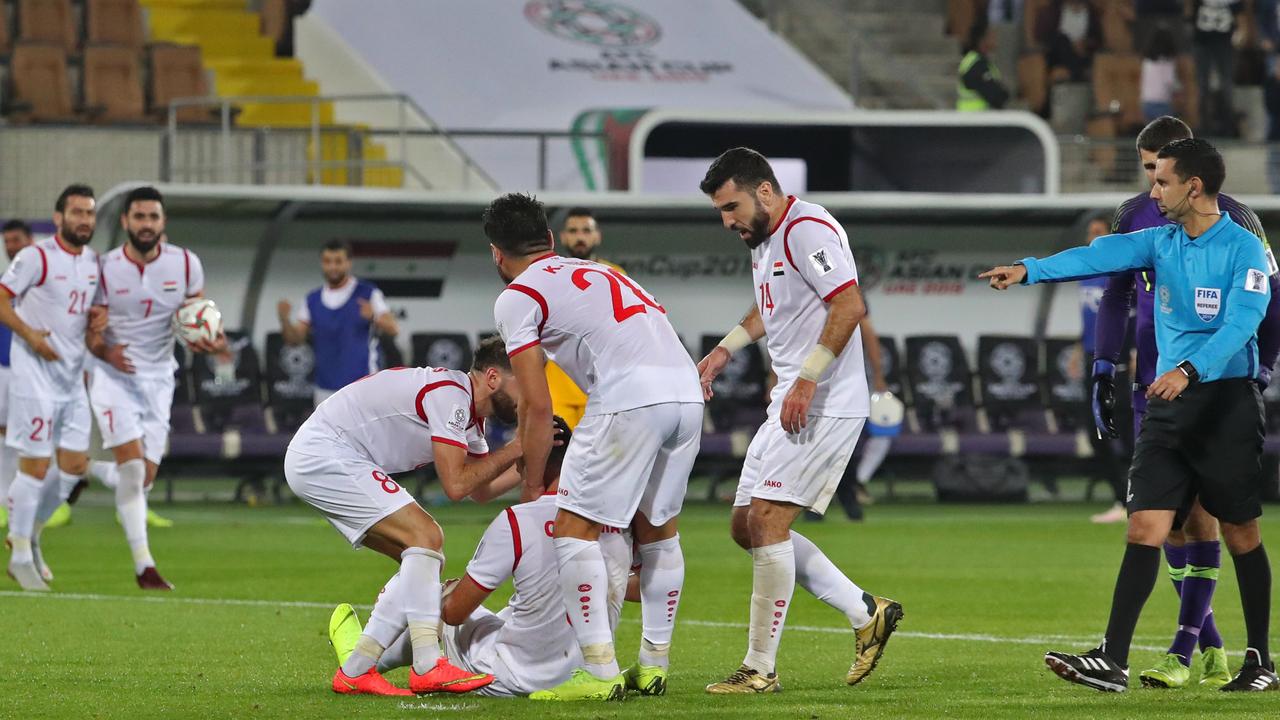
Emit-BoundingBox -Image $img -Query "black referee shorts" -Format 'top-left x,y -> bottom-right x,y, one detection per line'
1127,378 -> 1266,525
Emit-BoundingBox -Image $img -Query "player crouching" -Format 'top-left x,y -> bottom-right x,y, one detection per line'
327,416 -> 638,699
285,338 -> 525,696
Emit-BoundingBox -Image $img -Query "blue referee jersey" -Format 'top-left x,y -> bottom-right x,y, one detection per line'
1022,213 -> 1272,382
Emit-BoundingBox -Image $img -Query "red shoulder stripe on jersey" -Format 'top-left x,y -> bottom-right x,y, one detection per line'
414,379 -> 468,424
431,436 -> 468,450
97,257 -> 108,294
505,507 -> 523,573
34,245 -> 48,287
783,216 -> 841,273
183,248 -> 191,291
508,339 -> 541,358
768,195 -> 797,236
532,252 -> 558,263
464,573 -> 496,593
0,282 -> 16,298
822,278 -> 858,303
505,283 -> 548,336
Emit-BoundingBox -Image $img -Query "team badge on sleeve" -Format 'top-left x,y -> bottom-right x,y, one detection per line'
1246,269 -> 1268,294
808,249 -> 834,276
448,405 -> 467,432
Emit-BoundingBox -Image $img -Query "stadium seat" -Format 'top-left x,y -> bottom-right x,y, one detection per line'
411,333 -> 473,371
6,42 -> 76,121
148,43 -> 211,122
698,334 -> 767,435
17,0 -> 77,56
262,332 -> 315,434
83,44 -> 148,123
903,335 -> 1005,455
876,335 -> 906,399
190,331 -> 266,434
978,335 -> 1077,457
87,0 -> 145,50
377,334 -> 404,370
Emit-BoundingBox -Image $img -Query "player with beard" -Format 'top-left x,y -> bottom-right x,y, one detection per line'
697,148 -> 902,693
1,185 -> 102,591
82,186 -> 223,589
285,336 -> 525,696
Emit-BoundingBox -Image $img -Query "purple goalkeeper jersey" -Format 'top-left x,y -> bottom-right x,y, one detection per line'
1095,193 -> 1280,388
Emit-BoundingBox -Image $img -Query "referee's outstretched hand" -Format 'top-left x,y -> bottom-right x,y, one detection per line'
978,265 -> 1027,290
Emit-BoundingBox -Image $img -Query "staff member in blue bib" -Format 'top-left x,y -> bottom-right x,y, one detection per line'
278,240 -> 400,405
980,138 -> 1278,694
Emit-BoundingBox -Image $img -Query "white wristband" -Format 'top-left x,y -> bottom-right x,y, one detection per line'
717,324 -> 753,355
798,344 -> 836,383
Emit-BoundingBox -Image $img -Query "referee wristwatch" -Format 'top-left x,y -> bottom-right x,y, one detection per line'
1176,360 -> 1200,385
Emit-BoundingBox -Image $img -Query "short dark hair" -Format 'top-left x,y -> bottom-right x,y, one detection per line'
547,415 -> 572,470
565,207 -> 594,221
1157,137 -> 1225,195
55,184 -> 95,213
321,239 -> 352,257
1136,116 -> 1192,153
699,147 -> 782,196
471,335 -> 512,374
1,220 -> 32,236
122,186 -> 164,214
483,193 -> 551,256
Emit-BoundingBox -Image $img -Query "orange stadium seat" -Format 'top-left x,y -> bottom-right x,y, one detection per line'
149,43 -> 210,122
8,41 -> 76,121
18,0 -> 77,56
84,44 -> 148,122
87,0 -> 145,50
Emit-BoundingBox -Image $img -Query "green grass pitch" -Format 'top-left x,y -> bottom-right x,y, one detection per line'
3,495 -> 1279,718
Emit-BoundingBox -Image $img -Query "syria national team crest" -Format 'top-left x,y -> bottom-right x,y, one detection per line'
1195,287 -> 1221,322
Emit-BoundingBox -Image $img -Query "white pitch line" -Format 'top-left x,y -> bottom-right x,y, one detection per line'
0,590 -> 1164,652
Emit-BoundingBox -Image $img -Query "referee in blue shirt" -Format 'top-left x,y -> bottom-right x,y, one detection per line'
980,139 -> 1278,693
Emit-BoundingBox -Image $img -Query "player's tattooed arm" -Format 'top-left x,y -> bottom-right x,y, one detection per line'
432,439 -> 523,502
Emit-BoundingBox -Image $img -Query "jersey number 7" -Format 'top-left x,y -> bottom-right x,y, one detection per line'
571,267 -> 665,323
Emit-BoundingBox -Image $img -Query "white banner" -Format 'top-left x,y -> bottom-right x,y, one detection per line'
310,0 -> 852,190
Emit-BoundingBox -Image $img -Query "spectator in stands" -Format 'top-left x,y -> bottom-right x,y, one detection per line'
958,20 -> 1011,110
1034,0 -> 1103,83
1191,0 -> 1245,137
1135,0 -> 1186,52
1141,28 -> 1181,121
1257,0 -> 1280,140
277,240 -> 399,405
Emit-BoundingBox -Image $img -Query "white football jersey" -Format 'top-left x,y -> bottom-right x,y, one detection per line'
298,367 -> 488,473
464,494 -> 581,695
97,243 -> 205,378
0,237 -> 102,399
494,254 -> 702,415
752,197 -> 869,418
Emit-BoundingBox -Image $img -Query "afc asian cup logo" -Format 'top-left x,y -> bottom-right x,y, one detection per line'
524,0 -> 661,47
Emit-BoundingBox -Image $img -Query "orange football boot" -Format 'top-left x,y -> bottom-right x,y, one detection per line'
409,658 -> 494,694
331,667 -> 412,696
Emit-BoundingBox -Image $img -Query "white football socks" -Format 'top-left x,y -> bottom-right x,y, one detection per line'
554,536 -> 619,679
7,472 -> 41,563
33,468 -> 66,529
400,547 -> 444,674
743,539 -> 795,676
360,573 -> 407,675
637,534 -> 683,669
856,435 -> 892,484
115,459 -> 154,573
0,442 -> 17,510
599,530 -> 632,632
91,460 -> 119,490
792,531 -> 873,628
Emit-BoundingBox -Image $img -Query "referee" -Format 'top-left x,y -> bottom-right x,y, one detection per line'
980,138 -> 1278,693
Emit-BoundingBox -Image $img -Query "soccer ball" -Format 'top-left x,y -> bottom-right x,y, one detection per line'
172,298 -> 224,346
868,391 -> 905,437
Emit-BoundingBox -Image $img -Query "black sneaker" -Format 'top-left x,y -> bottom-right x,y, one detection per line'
1221,648 -> 1279,692
1044,647 -> 1129,692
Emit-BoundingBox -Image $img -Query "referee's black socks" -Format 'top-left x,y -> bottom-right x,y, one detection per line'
1102,543 -> 1162,667
1232,543 -> 1273,666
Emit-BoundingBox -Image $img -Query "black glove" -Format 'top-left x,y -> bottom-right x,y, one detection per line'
1091,359 -> 1118,440
1256,365 -> 1273,392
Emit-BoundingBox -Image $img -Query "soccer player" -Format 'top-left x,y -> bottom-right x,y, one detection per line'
697,148 -> 902,693
1091,117 -> 1280,688
488,193 -> 703,701
327,417 -> 639,697
981,138 -> 1278,692
285,337 -> 522,696
0,220 -> 34,529
82,186 -> 221,589
277,239 -> 399,405
0,185 -> 101,591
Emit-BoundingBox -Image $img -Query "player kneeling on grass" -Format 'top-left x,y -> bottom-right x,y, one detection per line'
285,337 -> 528,696
327,417 -> 642,698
